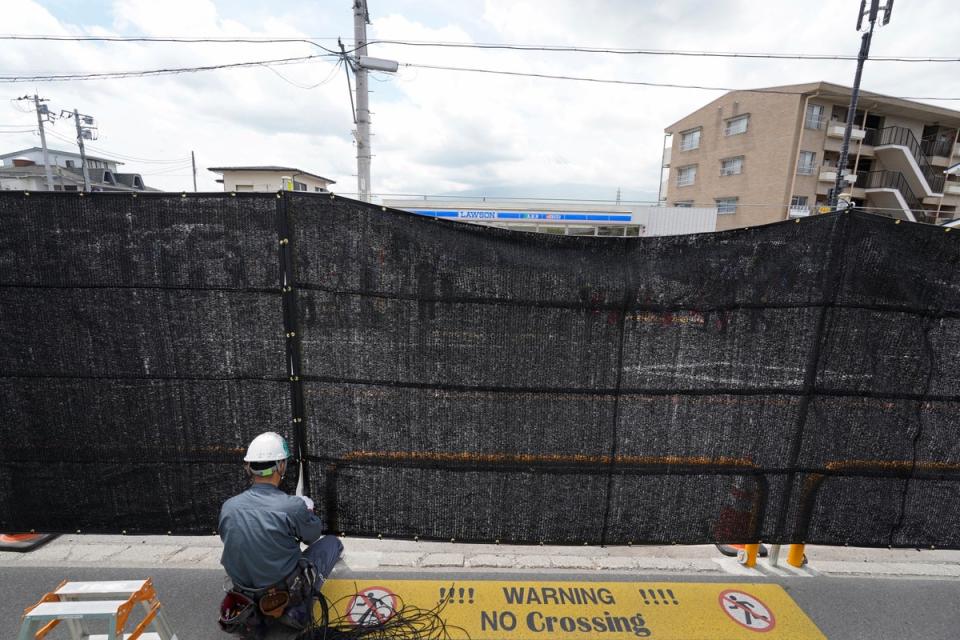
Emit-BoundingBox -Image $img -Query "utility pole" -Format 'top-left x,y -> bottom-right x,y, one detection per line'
830,0 -> 894,210
353,0 -> 371,201
16,95 -> 55,190
340,2 -> 397,202
72,109 -> 92,191
191,150 -> 198,192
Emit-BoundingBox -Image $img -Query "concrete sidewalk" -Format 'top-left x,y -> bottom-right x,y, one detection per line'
3,534 -> 959,580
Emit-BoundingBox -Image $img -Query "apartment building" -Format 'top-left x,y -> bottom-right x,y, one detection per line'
663,82 -> 960,230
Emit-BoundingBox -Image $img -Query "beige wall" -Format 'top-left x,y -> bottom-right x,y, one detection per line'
665,90 -> 804,230
220,171 -> 331,192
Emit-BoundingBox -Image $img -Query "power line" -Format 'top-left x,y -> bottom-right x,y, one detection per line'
259,57 -> 343,89
0,53 -> 337,83
0,34 -> 342,55
2,33 -> 958,63
1,42 -> 956,102
369,39 -> 960,63
400,62 -> 960,101
45,130 -> 192,164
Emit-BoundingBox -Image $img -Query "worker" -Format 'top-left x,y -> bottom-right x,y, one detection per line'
218,431 -> 342,633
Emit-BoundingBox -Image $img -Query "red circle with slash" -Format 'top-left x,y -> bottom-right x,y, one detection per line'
346,586 -> 399,627
718,589 -> 776,632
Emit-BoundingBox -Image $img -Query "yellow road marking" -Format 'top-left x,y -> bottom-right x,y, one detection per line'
319,579 -> 825,639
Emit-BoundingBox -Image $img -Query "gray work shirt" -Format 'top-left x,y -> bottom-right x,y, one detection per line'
218,483 -> 325,589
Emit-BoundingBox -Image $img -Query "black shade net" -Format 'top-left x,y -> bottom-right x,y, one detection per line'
1,191 -> 958,547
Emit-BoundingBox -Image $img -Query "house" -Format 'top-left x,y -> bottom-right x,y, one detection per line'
208,166 -> 335,193
0,147 -> 149,191
662,82 -> 960,229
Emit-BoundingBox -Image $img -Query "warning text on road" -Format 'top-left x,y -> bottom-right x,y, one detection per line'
320,580 -> 825,639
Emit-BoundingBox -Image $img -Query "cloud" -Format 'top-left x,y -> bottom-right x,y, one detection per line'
1,0 -> 957,198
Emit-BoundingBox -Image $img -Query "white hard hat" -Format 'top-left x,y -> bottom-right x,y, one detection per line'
244,432 -> 291,463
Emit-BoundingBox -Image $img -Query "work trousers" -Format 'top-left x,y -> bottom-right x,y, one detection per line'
302,535 -> 343,581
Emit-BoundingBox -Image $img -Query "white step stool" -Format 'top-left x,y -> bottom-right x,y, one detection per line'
18,578 -> 178,640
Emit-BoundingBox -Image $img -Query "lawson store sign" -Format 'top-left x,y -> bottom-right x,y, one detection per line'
407,209 -> 634,223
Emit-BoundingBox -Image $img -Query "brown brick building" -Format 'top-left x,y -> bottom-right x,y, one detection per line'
662,82 -> 960,230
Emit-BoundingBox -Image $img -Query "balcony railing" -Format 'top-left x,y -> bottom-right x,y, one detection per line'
862,170 -> 931,222
876,126 -> 945,193
921,137 -> 954,158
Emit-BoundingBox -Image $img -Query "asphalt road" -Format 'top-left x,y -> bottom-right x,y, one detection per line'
2,566 -> 958,639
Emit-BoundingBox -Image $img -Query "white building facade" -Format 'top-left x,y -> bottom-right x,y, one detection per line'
208,166 -> 335,193
382,198 -> 717,237
0,147 -> 148,191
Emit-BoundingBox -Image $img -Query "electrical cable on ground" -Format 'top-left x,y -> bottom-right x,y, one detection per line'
297,587 -> 470,640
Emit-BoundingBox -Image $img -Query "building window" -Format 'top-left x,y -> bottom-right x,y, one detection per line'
65,160 -> 75,168
724,115 -> 749,136
789,196 -> 810,218
674,201 -> 694,208
720,156 -> 744,176
597,225 -> 626,237
293,180 -> 307,191
797,151 -> 817,175
676,165 -> 697,187
715,197 -> 738,215
805,104 -> 825,129
679,128 -> 701,151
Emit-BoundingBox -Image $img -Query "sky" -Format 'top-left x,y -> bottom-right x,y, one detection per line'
0,0 -> 958,201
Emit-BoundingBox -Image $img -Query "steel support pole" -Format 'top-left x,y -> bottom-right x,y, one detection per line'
831,21 -> 875,209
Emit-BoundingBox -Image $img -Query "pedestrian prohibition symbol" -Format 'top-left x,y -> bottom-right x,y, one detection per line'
719,589 -> 776,632
346,586 -> 398,626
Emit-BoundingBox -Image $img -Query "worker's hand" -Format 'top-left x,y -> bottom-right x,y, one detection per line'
299,495 -> 315,512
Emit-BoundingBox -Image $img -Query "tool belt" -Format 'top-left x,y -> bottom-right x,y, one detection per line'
219,560 -> 319,636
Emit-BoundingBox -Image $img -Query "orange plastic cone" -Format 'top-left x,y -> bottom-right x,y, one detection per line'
0,532 -> 58,552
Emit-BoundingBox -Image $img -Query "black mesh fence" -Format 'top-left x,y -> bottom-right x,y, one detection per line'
1,191 -> 958,547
